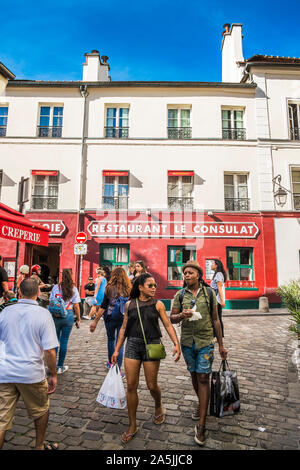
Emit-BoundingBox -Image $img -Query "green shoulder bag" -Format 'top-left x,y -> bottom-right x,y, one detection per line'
136,299 -> 166,360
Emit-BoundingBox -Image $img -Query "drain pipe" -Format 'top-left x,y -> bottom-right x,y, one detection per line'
77,84 -> 89,296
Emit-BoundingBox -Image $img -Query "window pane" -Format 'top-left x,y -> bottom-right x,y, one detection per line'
0,107 -> 8,116
104,183 -> 114,197
40,116 -> 50,127
180,109 -> 190,127
168,109 -> 178,127
168,176 -> 179,197
182,248 -> 195,263
40,107 -> 50,116
102,247 -> 114,261
182,182 -> 193,197
116,246 -> 128,263
118,184 -> 128,196
228,249 -> 239,264
240,248 -> 251,265
224,175 -> 234,185
292,170 -> 300,182
240,267 -> 252,280
228,266 -> 239,280
168,266 -> 182,280
106,108 -> 116,127
224,186 -> 234,198
292,183 -> 300,193
119,108 -> 129,128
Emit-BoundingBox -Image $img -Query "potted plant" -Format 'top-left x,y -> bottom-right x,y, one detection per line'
277,280 -> 300,338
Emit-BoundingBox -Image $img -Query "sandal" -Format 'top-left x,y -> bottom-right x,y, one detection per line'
121,427 -> 139,444
44,442 -> 59,450
153,408 -> 166,425
194,424 -> 207,446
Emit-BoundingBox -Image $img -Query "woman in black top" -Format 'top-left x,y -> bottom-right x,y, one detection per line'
111,273 -> 181,444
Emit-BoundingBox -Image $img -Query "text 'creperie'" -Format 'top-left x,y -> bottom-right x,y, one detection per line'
1,225 -> 41,243
87,221 -> 260,239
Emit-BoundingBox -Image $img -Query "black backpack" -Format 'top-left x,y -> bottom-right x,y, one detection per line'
178,285 -> 216,334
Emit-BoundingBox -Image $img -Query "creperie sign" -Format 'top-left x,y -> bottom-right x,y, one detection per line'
87,221 -> 260,239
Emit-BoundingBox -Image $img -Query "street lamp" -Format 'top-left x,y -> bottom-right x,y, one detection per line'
272,175 -> 291,207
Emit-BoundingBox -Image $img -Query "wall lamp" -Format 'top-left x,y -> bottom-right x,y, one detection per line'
272,175 -> 291,207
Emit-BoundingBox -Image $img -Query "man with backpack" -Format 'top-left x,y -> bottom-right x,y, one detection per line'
170,261 -> 227,447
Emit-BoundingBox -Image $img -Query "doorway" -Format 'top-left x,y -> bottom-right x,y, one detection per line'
31,243 -> 61,283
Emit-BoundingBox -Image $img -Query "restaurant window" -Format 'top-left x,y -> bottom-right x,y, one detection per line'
38,106 -> 63,137
100,244 -> 130,268
222,109 -> 245,140
227,247 -> 253,281
103,172 -> 129,209
31,172 -> 59,210
168,108 -> 191,139
224,173 -> 249,211
168,172 -> 194,210
0,106 -> 8,137
105,107 -> 129,138
291,167 -> 300,210
168,246 -> 196,281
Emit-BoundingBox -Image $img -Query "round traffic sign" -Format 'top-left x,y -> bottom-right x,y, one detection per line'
75,232 -> 87,244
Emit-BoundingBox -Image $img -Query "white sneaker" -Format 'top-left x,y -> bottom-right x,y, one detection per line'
57,366 -> 69,374
82,315 -> 91,320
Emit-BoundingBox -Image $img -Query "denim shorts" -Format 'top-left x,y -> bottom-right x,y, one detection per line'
181,342 -> 214,374
125,337 -> 161,362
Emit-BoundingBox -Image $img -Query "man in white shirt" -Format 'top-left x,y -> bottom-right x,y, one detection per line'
0,278 -> 59,450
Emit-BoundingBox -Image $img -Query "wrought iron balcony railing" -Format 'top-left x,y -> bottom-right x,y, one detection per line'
105,127 -> 129,139
31,195 -> 58,210
168,197 -> 194,210
37,126 -> 62,138
0,126 -> 7,137
222,128 -> 246,140
225,198 -> 250,211
290,128 -> 300,140
168,127 -> 192,139
102,196 -> 129,209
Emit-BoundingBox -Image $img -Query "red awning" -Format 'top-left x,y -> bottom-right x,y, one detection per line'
0,203 -> 50,246
168,171 -> 194,176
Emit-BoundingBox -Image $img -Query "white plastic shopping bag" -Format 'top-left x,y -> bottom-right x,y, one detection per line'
96,364 -> 127,409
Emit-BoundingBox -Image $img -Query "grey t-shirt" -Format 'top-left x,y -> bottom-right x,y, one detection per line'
210,272 -> 225,305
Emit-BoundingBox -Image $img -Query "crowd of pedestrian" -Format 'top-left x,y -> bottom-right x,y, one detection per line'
0,256 -> 228,450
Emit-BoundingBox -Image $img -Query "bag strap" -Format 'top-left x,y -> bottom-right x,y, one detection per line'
219,360 -> 230,372
136,299 -> 148,349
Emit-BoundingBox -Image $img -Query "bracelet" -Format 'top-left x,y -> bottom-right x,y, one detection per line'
173,342 -> 179,346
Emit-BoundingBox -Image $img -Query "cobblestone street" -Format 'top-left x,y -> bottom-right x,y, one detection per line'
3,310 -> 300,451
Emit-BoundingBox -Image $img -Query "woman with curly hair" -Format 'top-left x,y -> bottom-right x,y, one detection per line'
90,267 -> 132,373
49,269 -> 81,374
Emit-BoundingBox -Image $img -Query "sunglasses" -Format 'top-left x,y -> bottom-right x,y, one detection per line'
147,283 -> 157,288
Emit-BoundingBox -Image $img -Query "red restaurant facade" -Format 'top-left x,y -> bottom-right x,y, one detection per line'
0,208 -> 285,309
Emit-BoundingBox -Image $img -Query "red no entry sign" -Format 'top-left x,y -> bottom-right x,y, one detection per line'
75,232 -> 87,244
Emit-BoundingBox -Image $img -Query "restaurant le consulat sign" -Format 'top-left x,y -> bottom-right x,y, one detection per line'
87,221 -> 260,239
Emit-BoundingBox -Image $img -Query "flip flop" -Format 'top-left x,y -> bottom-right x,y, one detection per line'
44,442 -> 59,450
153,408 -> 166,425
121,427 -> 139,444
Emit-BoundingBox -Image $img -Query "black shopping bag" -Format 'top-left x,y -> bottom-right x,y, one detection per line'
210,360 -> 240,418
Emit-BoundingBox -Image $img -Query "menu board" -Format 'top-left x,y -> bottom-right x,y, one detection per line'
205,259 -> 215,280
4,261 -> 16,278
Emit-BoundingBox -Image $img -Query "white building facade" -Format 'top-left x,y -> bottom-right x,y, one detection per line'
0,24 -> 299,308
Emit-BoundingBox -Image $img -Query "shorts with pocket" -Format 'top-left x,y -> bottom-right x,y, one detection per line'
0,379 -> 49,431
181,342 -> 215,374
125,337 -> 161,362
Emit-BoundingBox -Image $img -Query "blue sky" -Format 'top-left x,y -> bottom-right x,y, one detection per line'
1,0 -> 300,82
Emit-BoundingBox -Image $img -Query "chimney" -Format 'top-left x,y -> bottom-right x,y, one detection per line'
82,50 -> 111,82
221,23 -> 244,82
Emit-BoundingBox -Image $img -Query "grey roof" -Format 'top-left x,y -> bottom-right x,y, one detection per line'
7,80 -> 256,89
0,62 -> 15,80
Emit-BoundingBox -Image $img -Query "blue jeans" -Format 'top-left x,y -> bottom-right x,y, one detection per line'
104,319 -> 123,369
53,311 -> 74,367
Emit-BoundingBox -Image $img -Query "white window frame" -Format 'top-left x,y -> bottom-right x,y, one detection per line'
38,104 -> 64,137
0,105 -> 9,137
221,107 -> 245,139
104,105 -> 130,138
224,173 -> 249,210
103,173 -> 129,209
288,102 -> 300,139
167,108 -> 191,128
168,175 -> 194,198
290,165 -> 300,210
31,174 -> 59,210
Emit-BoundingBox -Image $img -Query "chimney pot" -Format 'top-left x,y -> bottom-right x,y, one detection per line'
101,55 -> 109,64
